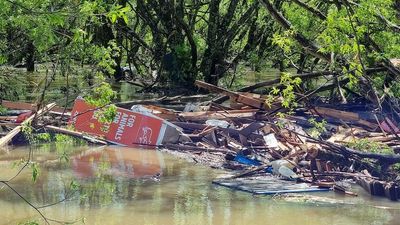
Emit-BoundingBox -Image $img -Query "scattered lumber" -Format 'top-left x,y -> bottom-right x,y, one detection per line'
0,102 -> 57,148
2,78 -> 400,201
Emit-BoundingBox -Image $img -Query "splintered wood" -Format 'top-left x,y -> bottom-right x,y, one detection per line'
2,79 -> 400,200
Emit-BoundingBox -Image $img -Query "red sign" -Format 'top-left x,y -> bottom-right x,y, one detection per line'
70,98 -> 164,146
69,98 -> 108,137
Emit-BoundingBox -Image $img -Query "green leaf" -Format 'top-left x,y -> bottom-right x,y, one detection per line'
122,14 -> 128,24
70,180 -> 80,191
111,14 -> 117,23
31,163 -> 40,183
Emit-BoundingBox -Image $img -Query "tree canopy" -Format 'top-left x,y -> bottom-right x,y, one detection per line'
0,0 -> 399,109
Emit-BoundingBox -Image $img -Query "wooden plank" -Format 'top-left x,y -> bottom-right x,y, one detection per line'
0,102 -> 56,148
163,143 -> 235,153
1,100 -> 66,113
239,122 -> 265,137
1,100 -> 35,111
311,107 -> 378,130
0,123 -> 19,126
0,116 -> 17,121
178,109 -> 258,122
173,122 -> 241,138
142,105 -> 178,120
195,80 -> 278,110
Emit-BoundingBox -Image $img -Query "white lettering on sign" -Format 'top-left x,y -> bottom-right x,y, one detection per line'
113,112 -> 122,124
138,127 -> 152,145
71,111 -> 79,124
114,112 -> 136,140
127,115 -> 136,127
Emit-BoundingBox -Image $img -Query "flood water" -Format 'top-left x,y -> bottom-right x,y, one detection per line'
0,145 -> 399,225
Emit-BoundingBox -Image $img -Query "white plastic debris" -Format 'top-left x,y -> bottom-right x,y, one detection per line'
130,105 -> 153,114
183,103 -> 201,112
205,119 -> 230,128
270,160 -> 298,180
263,133 -> 279,148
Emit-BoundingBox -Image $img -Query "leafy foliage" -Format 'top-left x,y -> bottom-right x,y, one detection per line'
347,138 -> 394,155
308,118 -> 328,138
270,72 -> 302,109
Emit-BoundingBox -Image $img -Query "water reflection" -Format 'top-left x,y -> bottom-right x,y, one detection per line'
0,145 -> 399,225
72,147 -> 162,179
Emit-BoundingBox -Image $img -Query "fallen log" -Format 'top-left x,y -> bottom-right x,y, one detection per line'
0,102 -> 56,148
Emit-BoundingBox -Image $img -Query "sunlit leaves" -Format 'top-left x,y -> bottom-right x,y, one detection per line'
107,5 -> 130,24
272,30 -> 296,53
269,72 -> 302,109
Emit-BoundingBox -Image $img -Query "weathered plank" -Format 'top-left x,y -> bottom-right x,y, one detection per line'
311,106 -> 378,130
195,80 -> 279,110
1,100 -> 65,113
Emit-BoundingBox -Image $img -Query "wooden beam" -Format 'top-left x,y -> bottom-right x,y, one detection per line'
311,107 -> 378,130
195,80 -> 279,110
1,100 -> 66,113
178,109 -> 258,122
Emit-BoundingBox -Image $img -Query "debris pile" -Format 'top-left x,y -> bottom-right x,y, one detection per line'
1,80 -> 400,200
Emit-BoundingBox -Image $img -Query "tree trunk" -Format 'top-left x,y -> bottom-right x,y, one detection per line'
200,0 -> 221,86
26,41 -> 35,72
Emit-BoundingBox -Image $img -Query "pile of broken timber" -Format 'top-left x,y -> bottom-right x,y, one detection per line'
158,81 -> 400,200
2,79 -> 400,200
0,101 -> 107,147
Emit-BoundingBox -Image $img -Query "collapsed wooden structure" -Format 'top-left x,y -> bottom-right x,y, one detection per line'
1,79 -> 400,200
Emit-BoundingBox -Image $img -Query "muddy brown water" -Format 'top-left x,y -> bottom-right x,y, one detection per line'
0,145 -> 399,225
1,68 -> 399,224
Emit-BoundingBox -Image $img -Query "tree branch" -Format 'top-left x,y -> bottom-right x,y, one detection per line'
259,0 -> 331,62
